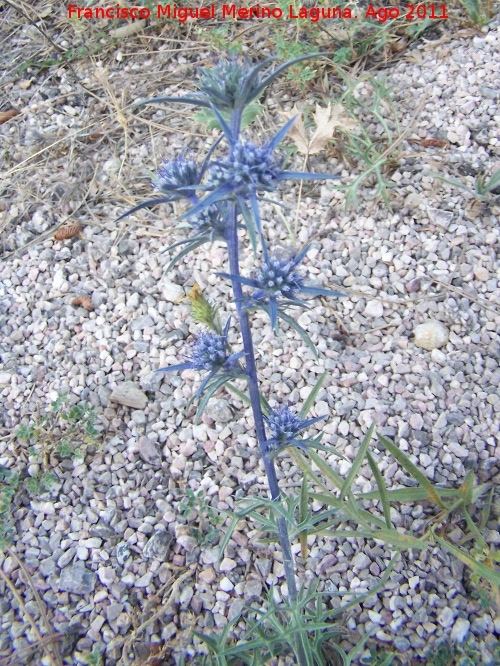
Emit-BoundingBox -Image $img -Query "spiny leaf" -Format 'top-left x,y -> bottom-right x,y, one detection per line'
377,434 -> 448,509
299,476 -> 309,561
366,450 -> 393,529
300,372 -> 327,418
340,423 -> 374,498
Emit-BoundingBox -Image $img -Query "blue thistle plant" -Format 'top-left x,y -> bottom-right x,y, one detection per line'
156,318 -> 245,399
263,405 -> 325,458
120,54 -> 347,637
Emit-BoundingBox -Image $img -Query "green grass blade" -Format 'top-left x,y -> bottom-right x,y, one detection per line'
299,476 -> 309,561
278,311 -> 318,359
217,515 -> 241,564
434,533 -> 500,588
300,372 -> 328,418
377,434 -> 447,508
194,376 -> 229,424
357,487 -> 461,503
306,449 -> 343,491
366,450 -> 393,529
340,423 -> 374,497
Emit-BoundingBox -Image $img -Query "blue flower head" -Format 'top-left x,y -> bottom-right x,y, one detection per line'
263,405 -> 325,457
155,156 -> 200,199
156,319 -> 245,398
198,58 -> 261,113
187,204 -> 226,240
208,141 -> 281,195
189,329 -> 230,371
255,256 -> 305,299
218,245 -> 345,330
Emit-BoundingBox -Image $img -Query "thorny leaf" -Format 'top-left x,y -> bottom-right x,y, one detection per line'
281,103 -> 357,155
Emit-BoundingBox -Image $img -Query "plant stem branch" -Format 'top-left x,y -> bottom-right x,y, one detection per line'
225,200 -> 299,603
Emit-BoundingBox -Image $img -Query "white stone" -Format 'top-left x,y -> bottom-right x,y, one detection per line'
160,281 -> 184,303
0,372 -> 12,385
410,413 -> 424,430
98,566 -> 116,586
363,300 -> 384,318
413,320 -> 449,350
219,558 -> 237,573
473,266 -> 489,281
451,618 -> 470,643
110,382 -> 147,409
220,577 -> 234,592
314,400 -> 330,417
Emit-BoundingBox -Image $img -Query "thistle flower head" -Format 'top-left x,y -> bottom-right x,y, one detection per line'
188,329 -> 230,371
198,58 -> 261,113
187,204 -> 226,240
255,256 -> 304,299
266,405 -> 307,444
262,404 -> 324,457
208,141 -> 281,194
155,156 -> 200,197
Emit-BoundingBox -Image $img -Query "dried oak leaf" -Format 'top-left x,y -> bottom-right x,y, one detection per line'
0,109 -> 20,125
281,103 -> 357,156
72,295 -> 94,311
54,222 -> 82,240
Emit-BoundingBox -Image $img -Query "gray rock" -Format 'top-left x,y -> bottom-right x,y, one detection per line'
131,410 -> 147,425
228,598 -> 245,622
59,563 -> 97,594
106,603 -> 124,622
89,523 -> 115,539
393,637 -> 411,652
353,552 -> 371,570
130,314 -> 154,331
451,618 -> 470,643
143,530 -> 173,560
428,207 -> 454,228
437,606 -> 455,628
244,580 -> 263,601
110,382 -> 148,409
204,399 -> 233,424
116,542 -> 131,566
39,558 -> 56,577
57,549 -> 75,569
138,436 -> 161,466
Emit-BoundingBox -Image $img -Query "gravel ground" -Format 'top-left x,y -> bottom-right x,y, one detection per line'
0,9 -> 499,666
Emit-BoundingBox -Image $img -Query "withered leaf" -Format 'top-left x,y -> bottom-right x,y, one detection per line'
281,103 -> 357,156
0,109 -> 20,125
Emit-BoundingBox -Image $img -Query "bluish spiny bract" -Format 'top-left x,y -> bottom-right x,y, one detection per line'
208,141 -> 281,193
266,406 -> 307,445
256,257 -> 304,298
156,157 -> 199,192
188,205 -> 226,239
189,330 -> 229,371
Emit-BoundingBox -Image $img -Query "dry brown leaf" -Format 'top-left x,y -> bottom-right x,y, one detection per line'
0,109 -> 20,125
72,295 -> 94,311
281,103 -> 357,156
280,105 -> 309,155
54,222 -> 82,240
